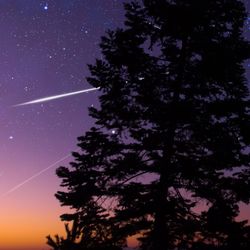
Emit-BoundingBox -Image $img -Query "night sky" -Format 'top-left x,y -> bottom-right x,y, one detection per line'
0,1 -> 249,250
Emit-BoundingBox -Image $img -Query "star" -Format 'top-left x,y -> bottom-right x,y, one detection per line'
43,4 -> 48,11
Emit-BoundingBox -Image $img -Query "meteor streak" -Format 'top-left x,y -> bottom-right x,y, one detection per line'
1,153 -> 71,198
13,87 -> 100,107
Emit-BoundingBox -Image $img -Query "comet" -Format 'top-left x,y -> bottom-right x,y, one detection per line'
13,87 -> 100,107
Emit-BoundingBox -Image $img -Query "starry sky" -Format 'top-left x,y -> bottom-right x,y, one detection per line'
0,1 -> 125,249
0,1 -> 249,250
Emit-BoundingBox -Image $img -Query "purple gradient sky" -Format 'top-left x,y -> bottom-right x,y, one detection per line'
0,1 -> 249,249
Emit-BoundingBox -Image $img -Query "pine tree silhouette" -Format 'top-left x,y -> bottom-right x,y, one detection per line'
49,1 -> 250,249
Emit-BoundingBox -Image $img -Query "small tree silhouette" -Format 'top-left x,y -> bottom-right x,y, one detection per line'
47,219 -> 81,250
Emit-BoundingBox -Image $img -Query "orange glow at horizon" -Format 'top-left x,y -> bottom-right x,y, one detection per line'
0,212 -> 65,248
0,168 -> 68,250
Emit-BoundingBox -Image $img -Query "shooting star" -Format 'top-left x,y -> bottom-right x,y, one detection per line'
1,153 -> 71,198
13,87 -> 100,107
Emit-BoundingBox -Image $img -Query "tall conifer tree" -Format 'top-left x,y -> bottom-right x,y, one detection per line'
50,1 -> 250,249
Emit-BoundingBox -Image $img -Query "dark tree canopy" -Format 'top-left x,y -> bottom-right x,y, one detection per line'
48,1 -> 250,250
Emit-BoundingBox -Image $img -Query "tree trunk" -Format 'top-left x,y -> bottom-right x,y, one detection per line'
152,175 -> 169,250
152,37 -> 188,250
